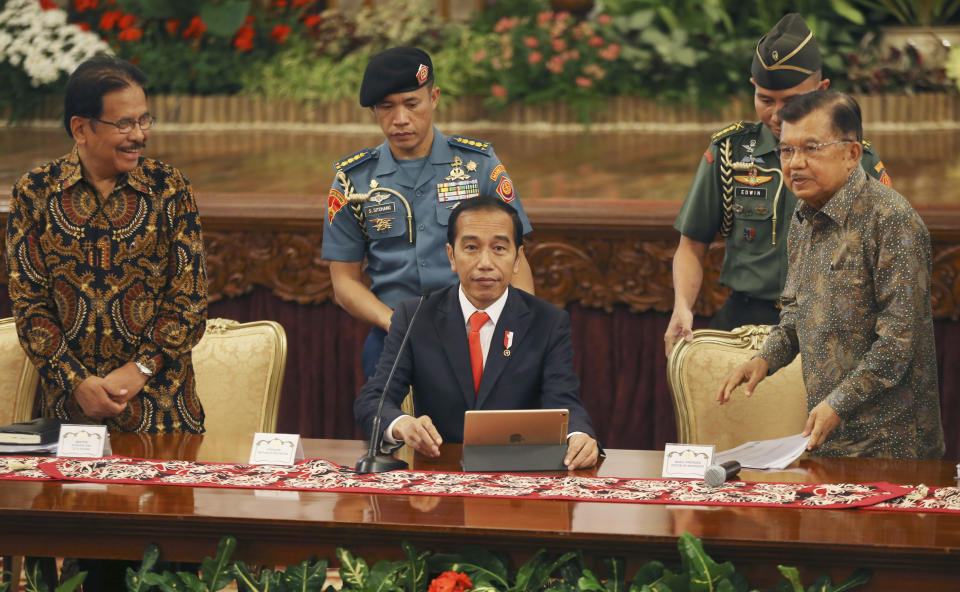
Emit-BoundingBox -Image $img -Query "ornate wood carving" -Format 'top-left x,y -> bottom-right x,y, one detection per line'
0,200 -> 958,319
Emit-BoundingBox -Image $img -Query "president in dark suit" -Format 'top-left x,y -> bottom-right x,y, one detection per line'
354,196 -> 600,469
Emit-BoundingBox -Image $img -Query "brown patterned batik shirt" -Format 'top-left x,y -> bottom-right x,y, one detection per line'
759,165 -> 944,459
7,146 -> 208,433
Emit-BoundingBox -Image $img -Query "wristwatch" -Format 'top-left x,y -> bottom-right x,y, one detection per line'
135,361 -> 154,377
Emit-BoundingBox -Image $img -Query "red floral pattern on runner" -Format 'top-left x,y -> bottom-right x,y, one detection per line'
1,456 -> 953,512
29,456 -> 912,509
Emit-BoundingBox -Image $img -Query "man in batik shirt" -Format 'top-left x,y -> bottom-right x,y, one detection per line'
7,55 -> 207,433
718,91 -> 944,459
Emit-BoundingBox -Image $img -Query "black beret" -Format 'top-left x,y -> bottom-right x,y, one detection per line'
751,14 -> 822,91
359,47 -> 434,107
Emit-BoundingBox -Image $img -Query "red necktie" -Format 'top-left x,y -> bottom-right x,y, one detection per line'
468,311 -> 490,394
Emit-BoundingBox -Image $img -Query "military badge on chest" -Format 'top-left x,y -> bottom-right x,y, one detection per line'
436,155 -> 480,206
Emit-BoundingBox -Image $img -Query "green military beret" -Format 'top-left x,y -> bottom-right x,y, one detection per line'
359,47 -> 434,107
751,13 -> 822,91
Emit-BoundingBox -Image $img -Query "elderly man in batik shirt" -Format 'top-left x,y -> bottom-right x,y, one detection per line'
718,90 -> 944,459
7,55 -> 207,433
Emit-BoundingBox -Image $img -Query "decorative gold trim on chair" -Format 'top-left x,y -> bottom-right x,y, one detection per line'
192,318 -> 288,437
0,317 -> 40,426
667,325 -> 807,451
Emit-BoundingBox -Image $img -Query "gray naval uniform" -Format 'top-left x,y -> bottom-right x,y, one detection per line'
674,121 -> 891,326
322,127 -> 532,374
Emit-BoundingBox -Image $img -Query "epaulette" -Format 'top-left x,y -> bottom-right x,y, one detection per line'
710,121 -> 761,144
861,139 -> 875,154
333,148 -> 377,172
449,135 -> 491,154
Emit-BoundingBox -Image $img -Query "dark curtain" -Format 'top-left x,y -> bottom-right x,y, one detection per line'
2,284 -> 957,460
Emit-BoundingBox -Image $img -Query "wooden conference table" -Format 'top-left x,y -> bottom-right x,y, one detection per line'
0,434 -> 958,589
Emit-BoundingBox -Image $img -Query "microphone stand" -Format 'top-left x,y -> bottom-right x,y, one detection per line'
355,293 -> 428,474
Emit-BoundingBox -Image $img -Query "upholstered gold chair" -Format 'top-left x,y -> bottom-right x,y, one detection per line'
667,325 -> 807,452
0,316 -> 39,427
192,318 -> 287,439
0,316 -> 39,589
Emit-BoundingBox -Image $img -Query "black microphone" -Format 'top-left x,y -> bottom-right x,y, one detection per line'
355,291 -> 429,474
704,460 -> 741,487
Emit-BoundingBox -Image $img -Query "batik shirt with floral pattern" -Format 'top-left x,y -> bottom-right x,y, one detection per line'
7,146 -> 208,433
759,165 -> 944,459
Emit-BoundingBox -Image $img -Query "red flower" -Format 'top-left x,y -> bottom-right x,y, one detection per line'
234,24 -> 255,51
599,43 -> 621,60
551,38 -> 566,52
182,16 -> 207,39
118,27 -> 142,41
575,75 -> 593,88
165,19 -> 179,35
528,51 -> 542,64
73,0 -> 98,12
38,0 -> 57,10
596,13 -> 612,25
269,24 -> 291,44
588,35 -> 603,48
428,571 -> 473,592
275,0 -> 287,6
304,14 -> 321,27
523,36 -> 538,48
244,15 -> 256,23
490,84 -> 507,99
77,22 -> 91,31
118,13 -> 136,30
99,10 -> 122,31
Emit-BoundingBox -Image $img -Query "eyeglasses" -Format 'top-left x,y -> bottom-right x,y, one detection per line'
89,113 -> 155,134
775,139 -> 855,161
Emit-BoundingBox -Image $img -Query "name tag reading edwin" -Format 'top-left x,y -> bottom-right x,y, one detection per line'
661,443 -> 714,479
57,424 -> 110,458
249,433 -> 304,466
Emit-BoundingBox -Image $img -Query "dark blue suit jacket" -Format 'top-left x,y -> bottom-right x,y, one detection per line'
354,285 -> 597,443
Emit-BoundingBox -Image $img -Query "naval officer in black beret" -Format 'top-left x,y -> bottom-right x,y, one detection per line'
322,47 -> 535,377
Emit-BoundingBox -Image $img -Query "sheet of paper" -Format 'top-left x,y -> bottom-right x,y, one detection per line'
713,433 -> 810,470
0,442 -> 57,454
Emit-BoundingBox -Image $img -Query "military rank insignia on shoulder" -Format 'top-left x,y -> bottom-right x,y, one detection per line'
449,135 -> 491,155
334,148 -> 377,172
711,121 -> 761,145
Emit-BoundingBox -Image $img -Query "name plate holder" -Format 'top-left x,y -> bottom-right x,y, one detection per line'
57,424 -> 111,458
249,433 -> 304,466
461,443 -> 568,472
661,443 -> 714,479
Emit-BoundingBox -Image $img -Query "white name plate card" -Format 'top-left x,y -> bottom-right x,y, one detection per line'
57,424 -> 110,458
249,433 -> 304,466
661,443 -> 714,479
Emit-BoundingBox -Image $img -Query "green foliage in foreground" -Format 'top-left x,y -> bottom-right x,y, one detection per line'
2,532 -> 874,592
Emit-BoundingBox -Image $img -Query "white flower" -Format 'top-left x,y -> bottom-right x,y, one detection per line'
0,0 -> 112,88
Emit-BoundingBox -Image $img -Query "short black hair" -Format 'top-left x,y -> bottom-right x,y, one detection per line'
778,90 -> 863,142
447,196 -> 523,250
63,54 -> 147,138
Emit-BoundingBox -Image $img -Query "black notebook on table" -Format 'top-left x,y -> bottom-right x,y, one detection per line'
0,417 -> 64,445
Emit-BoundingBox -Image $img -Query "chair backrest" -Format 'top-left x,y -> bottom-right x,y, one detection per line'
667,325 -> 807,452
0,317 -> 39,426
192,318 -> 287,438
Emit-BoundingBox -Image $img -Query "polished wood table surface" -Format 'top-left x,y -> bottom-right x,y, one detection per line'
1,434 -> 958,589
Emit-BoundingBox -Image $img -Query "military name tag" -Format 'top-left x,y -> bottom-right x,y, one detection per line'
437,178 -> 479,203
735,187 -> 768,200
364,202 -> 396,216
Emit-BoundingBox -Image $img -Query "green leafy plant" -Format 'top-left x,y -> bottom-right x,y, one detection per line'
10,532 -> 874,592
848,0 -> 960,26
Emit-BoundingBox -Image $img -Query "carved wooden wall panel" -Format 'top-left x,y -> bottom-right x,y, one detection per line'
0,201 -> 958,320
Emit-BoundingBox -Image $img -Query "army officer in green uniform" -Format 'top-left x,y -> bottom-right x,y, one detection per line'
322,47 -> 535,377
664,14 -> 892,354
